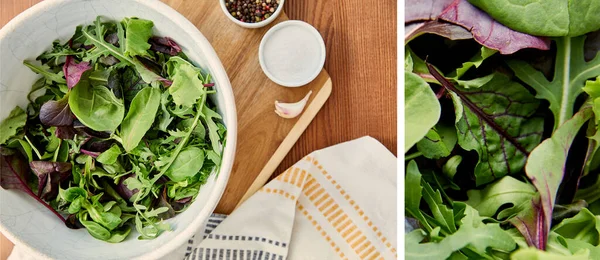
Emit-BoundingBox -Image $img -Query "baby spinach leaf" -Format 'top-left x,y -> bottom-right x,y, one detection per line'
405,0 -> 550,54
468,0 -> 600,37
526,107 -> 594,249
508,36 -> 600,130
166,57 -> 205,107
0,106 -> 27,145
416,125 -> 457,159
120,87 -> 161,152
429,67 -> 544,186
465,176 -> 536,218
405,71 -> 441,152
123,18 -> 153,58
69,73 -> 125,132
165,147 -> 204,182
39,95 -> 73,127
97,145 -> 121,165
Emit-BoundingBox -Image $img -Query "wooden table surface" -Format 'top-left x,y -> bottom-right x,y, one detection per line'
0,0 -> 396,257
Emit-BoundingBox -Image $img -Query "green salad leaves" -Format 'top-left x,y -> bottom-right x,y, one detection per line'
405,0 -> 600,258
0,16 -> 226,242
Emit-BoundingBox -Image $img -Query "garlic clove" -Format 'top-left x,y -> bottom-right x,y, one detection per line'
275,90 -> 313,119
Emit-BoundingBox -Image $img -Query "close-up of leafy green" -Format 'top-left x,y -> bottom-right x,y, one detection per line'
405,0 -> 600,259
0,16 -> 226,242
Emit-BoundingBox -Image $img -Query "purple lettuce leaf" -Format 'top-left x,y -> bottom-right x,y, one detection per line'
149,36 -> 182,56
55,126 -> 76,140
63,56 -> 91,89
524,106 -> 594,250
39,96 -> 73,127
156,187 -> 176,220
65,214 -> 84,229
405,0 -> 550,54
30,161 -> 72,201
1,154 -> 66,222
116,173 -> 138,201
405,21 -> 473,43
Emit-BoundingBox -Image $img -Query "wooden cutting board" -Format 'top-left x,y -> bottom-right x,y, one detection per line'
162,0 -> 332,214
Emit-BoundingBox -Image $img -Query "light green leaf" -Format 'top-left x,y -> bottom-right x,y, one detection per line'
442,155 -> 462,181
0,106 -> 27,145
81,220 -> 111,241
465,176 -> 536,218
106,226 -> 131,243
97,145 -> 121,165
69,74 -> 125,132
201,105 -> 223,155
120,87 -> 161,152
553,208 -> 600,246
526,106 -> 594,244
468,0 -> 600,37
405,161 -> 433,233
450,47 -> 497,79
166,57 -> 205,107
511,247 -> 590,260
422,179 -> 456,233
507,37 -> 600,130
562,238 -> 600,260
405,203 -> 516,260
416,125 -> 457,159
123,18 -> 154,58
584,76 -> 600,124
405,71 -> 441,152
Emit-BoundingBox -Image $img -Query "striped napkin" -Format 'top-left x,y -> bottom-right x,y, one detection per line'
9,136 -> 397,259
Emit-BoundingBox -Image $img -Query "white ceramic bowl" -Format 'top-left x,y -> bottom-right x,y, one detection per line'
0,0 -> 237,259
219,0 -> 285,28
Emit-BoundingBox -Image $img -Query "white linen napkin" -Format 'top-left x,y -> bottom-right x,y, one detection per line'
9,136 -> 397,259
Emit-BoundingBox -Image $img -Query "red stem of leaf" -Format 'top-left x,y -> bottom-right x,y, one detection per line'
2,157 -> 66,222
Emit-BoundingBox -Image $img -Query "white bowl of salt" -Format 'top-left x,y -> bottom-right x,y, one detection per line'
258,20 -> 326,87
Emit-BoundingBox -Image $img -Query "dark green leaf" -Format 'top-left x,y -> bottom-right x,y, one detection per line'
165,147 -> 204,182
81,220 -> 111,241
69,73 -> 125,132
416,125 -> 457,159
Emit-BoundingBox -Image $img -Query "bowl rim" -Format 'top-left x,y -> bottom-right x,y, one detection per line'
0,0 -> 238,259
258,20 -> 326,87
218,0 -> 285,29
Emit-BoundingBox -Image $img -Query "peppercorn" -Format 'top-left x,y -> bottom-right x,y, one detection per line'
225,0 -> 279,23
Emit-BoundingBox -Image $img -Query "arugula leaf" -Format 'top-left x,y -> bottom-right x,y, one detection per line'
553,208 -> 600,246
23,61 -> 67,84
511,247 -> 590,260
405,71 -> 441,152
422,179 -> 457,233
429,67 -> 544,186
0,107 -> 27,145
468,0 -> 600,37
120,86 -> 161,152
507,36 -> 600,130
69,73 -> 125,132
525,106 -> 594,249
123,18 -> 153,58
201,105 -> 223,155
465,176 -> 536,218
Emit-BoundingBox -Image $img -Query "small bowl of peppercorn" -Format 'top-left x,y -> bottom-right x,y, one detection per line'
220,0 -> 284,28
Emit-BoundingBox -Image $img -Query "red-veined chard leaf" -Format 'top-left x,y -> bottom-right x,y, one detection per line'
39,95 -> 73,127
0,154 -> 65,222
63,55 -> 91,89
524,106 -> 594,250
508,195 -> 547,250
507,36 -> 600,130
428,65 -> 544,186
405,0 -> 550,54
30,161 -> 72,201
